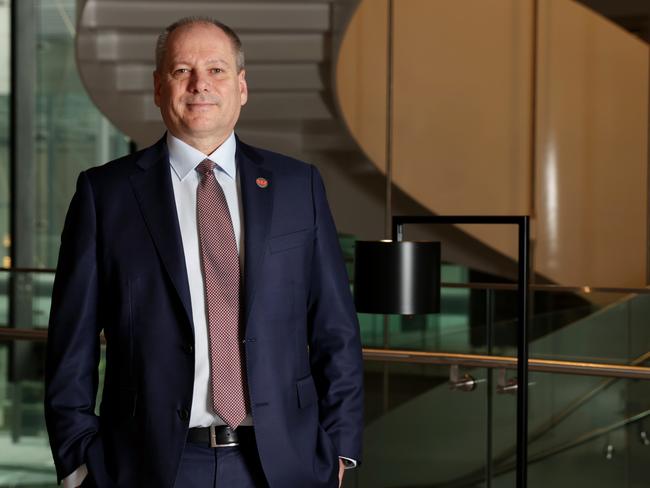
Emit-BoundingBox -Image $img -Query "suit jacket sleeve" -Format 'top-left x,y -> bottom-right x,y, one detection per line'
307,165 -> 364,464
45,171 -> 102,483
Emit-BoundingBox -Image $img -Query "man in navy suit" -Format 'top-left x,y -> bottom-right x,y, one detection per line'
45,16 -> 363,488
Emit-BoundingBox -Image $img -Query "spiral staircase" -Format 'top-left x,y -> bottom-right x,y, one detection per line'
75,0 -> 356,154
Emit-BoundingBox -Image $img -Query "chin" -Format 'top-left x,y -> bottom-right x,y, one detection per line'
186,122 -> 221,133
182,116 -> 216,128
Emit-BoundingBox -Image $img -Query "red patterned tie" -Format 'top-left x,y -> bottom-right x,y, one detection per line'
196,159 -> 248,429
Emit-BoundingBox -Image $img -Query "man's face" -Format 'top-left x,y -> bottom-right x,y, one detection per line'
154,22 -> 248,148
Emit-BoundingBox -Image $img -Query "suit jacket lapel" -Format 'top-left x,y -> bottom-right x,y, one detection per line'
129,138 -> 194,330
237,139 -> 274,326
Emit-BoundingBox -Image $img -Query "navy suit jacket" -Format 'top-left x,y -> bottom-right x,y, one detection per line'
44,136 -> 364,487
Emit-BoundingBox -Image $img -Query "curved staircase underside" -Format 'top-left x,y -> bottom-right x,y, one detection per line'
75,0 -> 650,288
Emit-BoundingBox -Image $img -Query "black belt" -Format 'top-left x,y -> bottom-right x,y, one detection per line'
187,425 -> 253,448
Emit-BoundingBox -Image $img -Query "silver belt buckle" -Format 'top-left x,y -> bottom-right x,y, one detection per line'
209,425 -> 239,448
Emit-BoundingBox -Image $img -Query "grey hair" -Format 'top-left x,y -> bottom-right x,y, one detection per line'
155,16 -> 245,72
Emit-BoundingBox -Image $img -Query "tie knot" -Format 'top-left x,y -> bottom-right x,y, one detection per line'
197,159 -> 216,176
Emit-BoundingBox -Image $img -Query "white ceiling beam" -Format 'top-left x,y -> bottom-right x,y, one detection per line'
81,1 -> 330,31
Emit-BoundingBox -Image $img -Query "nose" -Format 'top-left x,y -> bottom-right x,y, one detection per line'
188,70 -> 210,93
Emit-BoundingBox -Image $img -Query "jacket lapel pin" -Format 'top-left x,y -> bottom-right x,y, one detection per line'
256,177 -> 269,189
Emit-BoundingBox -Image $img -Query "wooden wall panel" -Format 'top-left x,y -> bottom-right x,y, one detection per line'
535,0 -> 649,286
391,0 -> 533,258
336,0 -> 388,171
336,0 -> 649,286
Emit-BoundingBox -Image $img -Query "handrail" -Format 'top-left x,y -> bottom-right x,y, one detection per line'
441,282 -> 650,294
1,267 -> 649,294
0,328 -> 49,342
0,267 -> 56,274
362,348 -> 650,380
2,327 -> 650,381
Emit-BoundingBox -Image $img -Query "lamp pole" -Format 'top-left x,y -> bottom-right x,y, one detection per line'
384,0 -> 394,239
393,215 -> 530,488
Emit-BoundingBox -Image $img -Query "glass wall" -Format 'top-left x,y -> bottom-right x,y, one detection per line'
0,1 -> 12,478
0,1 -> 126,485
0,0 -> 9,269
33,0 -> 128,268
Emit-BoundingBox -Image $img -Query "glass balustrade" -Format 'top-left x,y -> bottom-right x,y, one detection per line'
489,371 -> 650,488
1,268 -> 650,487
352,285 -> 650,488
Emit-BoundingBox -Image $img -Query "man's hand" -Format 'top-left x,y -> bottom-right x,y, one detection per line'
338,458 -> 345,487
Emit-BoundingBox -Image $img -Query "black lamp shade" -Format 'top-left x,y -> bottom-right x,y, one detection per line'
354,240 -> 441,315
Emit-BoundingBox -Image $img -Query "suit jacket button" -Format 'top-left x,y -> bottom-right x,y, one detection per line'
178,408 -> 190,420
184,344 -> 194,354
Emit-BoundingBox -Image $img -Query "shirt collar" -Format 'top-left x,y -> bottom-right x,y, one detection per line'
167,131 -> 237,181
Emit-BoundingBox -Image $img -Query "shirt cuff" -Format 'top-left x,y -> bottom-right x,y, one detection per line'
62,464 -> 88,488
339,456 -> 358,469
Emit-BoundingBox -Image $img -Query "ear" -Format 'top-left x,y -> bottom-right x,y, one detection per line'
238,69 -> 248,106
153,70 -> 162,107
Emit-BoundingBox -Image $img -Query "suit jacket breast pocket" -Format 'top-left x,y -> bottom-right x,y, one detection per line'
269,228 -> 314,254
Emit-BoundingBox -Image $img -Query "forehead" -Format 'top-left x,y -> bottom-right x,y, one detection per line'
165,23 -> 236,62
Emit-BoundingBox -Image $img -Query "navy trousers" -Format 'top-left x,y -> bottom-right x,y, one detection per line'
173,438 -> 269,488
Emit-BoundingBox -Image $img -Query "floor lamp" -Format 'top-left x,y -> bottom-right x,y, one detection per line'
354,214 -> 530,487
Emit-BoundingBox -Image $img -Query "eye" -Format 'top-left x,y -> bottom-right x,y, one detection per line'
210,68 -> 223,74
173,68 -> 190,77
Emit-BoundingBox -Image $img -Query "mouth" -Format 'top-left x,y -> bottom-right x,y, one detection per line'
186,103 -> 217,109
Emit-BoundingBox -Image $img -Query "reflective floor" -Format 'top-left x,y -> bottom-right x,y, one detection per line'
0,345 -> 57,487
